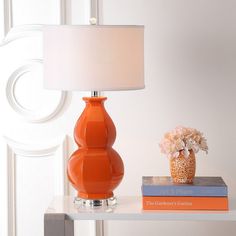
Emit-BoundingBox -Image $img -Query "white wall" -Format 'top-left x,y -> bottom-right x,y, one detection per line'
102,0 -> 236,235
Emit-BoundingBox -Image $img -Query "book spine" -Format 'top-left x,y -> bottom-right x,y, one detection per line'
142,185 -> 228,197
142,196 -> 228,210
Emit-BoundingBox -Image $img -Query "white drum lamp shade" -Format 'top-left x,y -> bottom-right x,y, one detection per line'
43,25 -> 144,91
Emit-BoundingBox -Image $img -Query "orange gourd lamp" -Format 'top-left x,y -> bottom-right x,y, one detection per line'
43,25 -> 144,206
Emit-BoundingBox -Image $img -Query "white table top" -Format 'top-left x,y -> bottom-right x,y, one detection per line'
45,196 -> 236,221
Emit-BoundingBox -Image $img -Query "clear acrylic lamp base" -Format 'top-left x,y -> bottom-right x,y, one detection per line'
74,196 -> 117,207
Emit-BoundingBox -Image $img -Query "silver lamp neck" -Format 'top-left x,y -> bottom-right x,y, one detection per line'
91,91 -> 101,97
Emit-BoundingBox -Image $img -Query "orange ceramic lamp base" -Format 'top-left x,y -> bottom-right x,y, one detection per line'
67,97 -> 124,200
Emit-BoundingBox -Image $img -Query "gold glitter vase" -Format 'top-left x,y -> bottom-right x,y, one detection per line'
170,150 -> 196,184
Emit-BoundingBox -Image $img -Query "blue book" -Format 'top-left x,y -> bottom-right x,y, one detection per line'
142,176 -> 228,197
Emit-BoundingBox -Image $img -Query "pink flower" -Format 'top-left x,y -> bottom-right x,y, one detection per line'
159,126 -> 208,158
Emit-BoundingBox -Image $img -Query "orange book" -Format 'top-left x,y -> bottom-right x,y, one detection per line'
143,196 -> 228,210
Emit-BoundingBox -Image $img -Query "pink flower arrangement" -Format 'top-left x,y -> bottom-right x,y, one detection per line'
159,126 -> 208,158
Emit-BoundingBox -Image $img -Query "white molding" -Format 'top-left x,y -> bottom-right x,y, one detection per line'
95,220 -> 104,236
60,0 -> 67,24
4,136 -> 69,236
6,144 -> 16,236
54,136 -> 70,195
62,136 -> 70,195
60,0 -> 73,24
5,59 -> 68,123
3,0 -> 12,36
1,0 -> 68,45
0,24 -> 43,46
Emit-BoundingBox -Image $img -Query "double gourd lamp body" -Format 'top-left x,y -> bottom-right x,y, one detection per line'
43,25 -> 144,203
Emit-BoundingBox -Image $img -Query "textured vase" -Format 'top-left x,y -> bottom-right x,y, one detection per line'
170,150 -> 196,184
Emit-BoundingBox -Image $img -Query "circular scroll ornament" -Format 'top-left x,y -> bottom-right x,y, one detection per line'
6,60 -> 67,123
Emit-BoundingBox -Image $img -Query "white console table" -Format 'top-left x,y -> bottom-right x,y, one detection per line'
44,196 -> 236,236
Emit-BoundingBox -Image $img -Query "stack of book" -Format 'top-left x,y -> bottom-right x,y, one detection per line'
142,176 -> 228,210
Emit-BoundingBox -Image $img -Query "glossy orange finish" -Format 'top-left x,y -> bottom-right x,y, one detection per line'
67,97 -> 124,199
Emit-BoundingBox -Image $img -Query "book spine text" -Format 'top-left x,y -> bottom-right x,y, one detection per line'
143,196 -> 228,210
